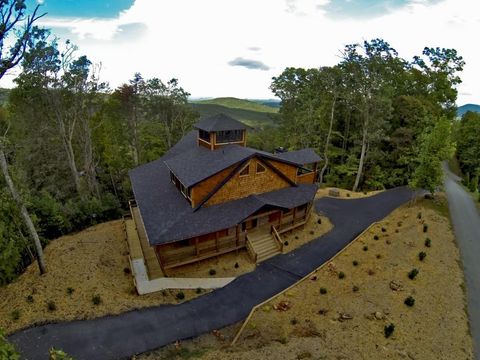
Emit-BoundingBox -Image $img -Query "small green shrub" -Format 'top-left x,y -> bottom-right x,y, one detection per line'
418,251 -> 427,261
11,310 -> 20,321
425,238 -> 431,247
363,245 -> 368,251
376,254 -> 382,259
309,230 -> 314,235
373,235 -> 379,240
404,296 -> 415,307
346,193 -> 351,197
352,260 -> 359,266
176,292 -> 185,300
123,267 -> 131,275
423,224 -> 428,233
320,287 -> 327,294
368,269 -> 375,276
92,295 -> 102,305
284,241 -> 289,246
47,301 -> 57,311
381,227 -> 387,232
338,271 -> 345,279
209,269 -> 216,276
26,295 -> 34,303
384,323 -> 395,338
196,288 -> 203,294
234,262 -> 239,268
161,290 -> 168,296
408,268 -> 419,280
352,285 -> 359,292
66,287 -> 74,295
295,236 -> 299,240
290,318 -> 298,325
417,212 -> 422,219
317,218 -> 322,224
397,221 -> 402,227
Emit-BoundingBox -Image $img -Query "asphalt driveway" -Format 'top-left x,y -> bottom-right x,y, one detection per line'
9,187 -> 416,360
443,163 -> 480,359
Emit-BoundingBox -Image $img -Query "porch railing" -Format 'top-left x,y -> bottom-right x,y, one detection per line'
271,225 -> 284,252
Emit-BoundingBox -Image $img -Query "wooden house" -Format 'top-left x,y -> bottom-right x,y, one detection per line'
129,114 -> 321,272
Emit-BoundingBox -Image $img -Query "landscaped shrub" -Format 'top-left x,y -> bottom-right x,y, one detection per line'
368,269 -> 375,276
346,193 -> 351,197
123,267 -> 131,275
352,285 -> 359,292
404,296 -> 415,307
49,348 -> 74,360
26,295 -> 34,303
234,262 -> 239,268
425,238 -> 432,247
309,230 -> 314,235
295,236 -> 299,240
317,219 -> 322,224
363,245 -> 369,251
376,254 -> 382,259
11,310 -> 20,321
417,212 -> 422,219
320,287 -> 327,294
209,269 -> 216,276
423,224 -> 428,233
418,252 -> 427,261
47,301 -> 57,311
161,290 -> 168,297
381,227 -> 387,232
353,260 -> 359,266
0,329 -> 19,359
290,318 -> 298,325
66,287 -> 74,295
338,271 -> 345,279
284,241 -> 289,246
408,269 -> 419,280
373,235 -> 379,240
92,295 -> 102,305
196,288 -> 203,294
397,221 -> 402,227
176,292 -> 185,300
384,323 -> 395,338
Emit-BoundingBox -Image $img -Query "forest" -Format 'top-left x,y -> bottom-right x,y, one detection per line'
0,0 -> 477,286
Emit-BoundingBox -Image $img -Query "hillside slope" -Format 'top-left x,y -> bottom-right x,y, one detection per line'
457,103 -> 480,117
192,97 -> 278,113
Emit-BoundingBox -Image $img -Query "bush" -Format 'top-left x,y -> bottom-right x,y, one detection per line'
363,245 -> 368,251
408,268 -> 419,280
284,241 -> 289,246
373,235 -> 379,240
384,323 -> 395,338
376,254 -> 382,259
317,219 -> 322,224
26,295 -> 34,303
352,285 -> 359,292
397,221 -> 402,227
290,318 -> 298,325
338,271 -> 345,279
30,190 -> 68,239
320,287 -> 327,294
425,238 -> 432,247
123,267 -> 131,275
352,260 -> 359,266
209,269 -> 216,276
368,269 -> 375,276
176,292 -> 185,300
404,296 -> 415,307
161,290 -> 168,297
309,230 -> 314,235
11,310 -> 20,321
417,212 -> 422,219
423,224 -> 428,233
346,193 -> 351,197
49,348 -> 74,360
92,295 -> 102,305
381,227 -> 387,232
0,329 -> 19,359
196,288 -> 203,294
234,262 -> 239,269
418,251 -> 427,261
47,301 -> 57,311
66,287 -> 74,295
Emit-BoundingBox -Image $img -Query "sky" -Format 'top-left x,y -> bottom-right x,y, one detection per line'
1,0 -> 478,104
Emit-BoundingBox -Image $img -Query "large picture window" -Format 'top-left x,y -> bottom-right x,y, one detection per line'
199,129 -> 210,142
216,130 -> 243,143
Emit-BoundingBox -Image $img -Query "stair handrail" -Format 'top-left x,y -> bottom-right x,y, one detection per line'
246,236 -> 257,263
271,225 -> 283,252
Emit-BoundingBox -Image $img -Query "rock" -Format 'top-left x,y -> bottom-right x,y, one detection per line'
374,311 -> 385,320
390,280 -> 403,291
329,188 -> 340,197
273,301 -> 292,311
310,275 -> 317,281
338,313 -> 353,321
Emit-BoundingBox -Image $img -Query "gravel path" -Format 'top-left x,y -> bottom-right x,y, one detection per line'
443,163 -> 480,360
9,187 -> 416,360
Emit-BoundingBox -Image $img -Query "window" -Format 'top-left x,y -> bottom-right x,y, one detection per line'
198,129 -> 210,142
216,130 -> 243,143
239,164 -> 250,177
256,162 -> 266,174
297,164 -> 314,176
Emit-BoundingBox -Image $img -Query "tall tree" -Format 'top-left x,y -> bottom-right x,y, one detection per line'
0,0 -> 46,274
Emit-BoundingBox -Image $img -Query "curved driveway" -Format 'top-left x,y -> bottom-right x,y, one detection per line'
9,187 -> 416,360
443,163 -> 480,359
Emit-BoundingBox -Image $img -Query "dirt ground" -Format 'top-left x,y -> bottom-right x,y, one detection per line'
0,221 -> 205,334
315,187 -> 383,199
143,194 -> 473,360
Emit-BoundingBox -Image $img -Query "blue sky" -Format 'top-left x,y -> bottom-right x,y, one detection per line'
2,0 -> 478,104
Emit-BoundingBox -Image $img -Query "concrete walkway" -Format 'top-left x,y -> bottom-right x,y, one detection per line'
443,163 -> 480,359
9,187 -> 416,360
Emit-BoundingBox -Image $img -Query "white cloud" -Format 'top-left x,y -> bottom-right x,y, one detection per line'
0,0 -> 478,105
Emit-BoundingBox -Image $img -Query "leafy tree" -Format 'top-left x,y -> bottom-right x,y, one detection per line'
0,328 -> 19,360
455,111 -> 480,191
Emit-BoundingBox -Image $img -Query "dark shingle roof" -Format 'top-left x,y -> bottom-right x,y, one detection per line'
194,113 -> 249,132
274,148 -> 322,165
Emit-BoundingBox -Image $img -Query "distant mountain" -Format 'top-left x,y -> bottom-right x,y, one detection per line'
457,104 -> 480,117
191,97 -> 278,114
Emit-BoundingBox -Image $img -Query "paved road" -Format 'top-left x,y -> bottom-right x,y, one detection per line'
9,187 -> 416,360
443,163 -> 480,360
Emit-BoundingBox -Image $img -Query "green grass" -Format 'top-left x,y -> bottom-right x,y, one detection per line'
191,97 -> 278,113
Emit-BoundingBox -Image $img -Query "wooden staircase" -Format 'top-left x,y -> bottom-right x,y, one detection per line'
247,231 -> 282,263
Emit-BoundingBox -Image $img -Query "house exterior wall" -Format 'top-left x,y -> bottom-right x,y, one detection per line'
190,164 -> 237,207
205,158 -> 294,207
297,172 -> 316,184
